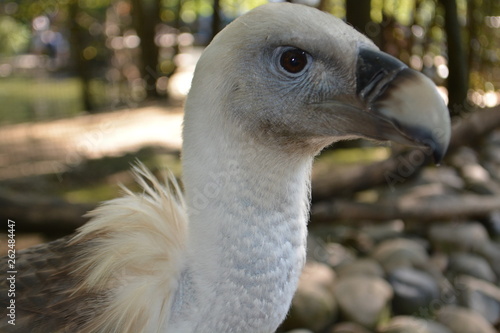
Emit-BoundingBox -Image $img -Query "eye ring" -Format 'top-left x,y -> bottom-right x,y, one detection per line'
279,48 -> 309,74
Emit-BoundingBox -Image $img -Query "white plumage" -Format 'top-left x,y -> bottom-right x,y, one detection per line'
1,3 -> 450,333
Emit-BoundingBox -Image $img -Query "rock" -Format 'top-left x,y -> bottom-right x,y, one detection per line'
335,258 -> 385,279
486,210 -> 500,239
307,235 -> 356,269
461,163 -> 491,184
436,305 -> 496,333
308,225 -> 352,243
447,253 -> 496,283
418,166 -> 465,191
387,267 -> 440,316
475,242 -> 500,279
329,321 -> 372,333
450,147 -> 480,167
453,148 -> 500,195
380,315 -> 452,333
455,275 -> 500,325
359,220 -> 405,244
372,238 -> 429,273
334,275 -> 392,329
429,222 -> 490,253
483,144 -> 500,181
429,252 -> 448,273
280,262 -> 337,332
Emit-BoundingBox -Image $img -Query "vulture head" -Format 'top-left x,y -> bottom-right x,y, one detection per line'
185,2 -> 450,161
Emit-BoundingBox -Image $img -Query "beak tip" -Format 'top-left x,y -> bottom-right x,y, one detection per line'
430,141 -> 448,165
402,125 -> 450,165
413,118 -> 451,165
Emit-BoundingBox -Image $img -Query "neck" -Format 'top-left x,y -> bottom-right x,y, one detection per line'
169,109 -> 313,332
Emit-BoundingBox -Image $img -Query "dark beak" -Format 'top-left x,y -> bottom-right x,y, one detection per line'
356,47 -> 451,163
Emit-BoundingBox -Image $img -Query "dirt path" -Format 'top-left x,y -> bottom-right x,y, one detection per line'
0,106 -> 183,180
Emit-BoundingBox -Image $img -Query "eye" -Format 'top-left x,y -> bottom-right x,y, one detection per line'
279,48 -> 309,74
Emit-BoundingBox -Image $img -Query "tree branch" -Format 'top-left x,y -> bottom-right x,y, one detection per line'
312,107 -> 500,202
312,194 -> 500,223
0,190 -> 93,235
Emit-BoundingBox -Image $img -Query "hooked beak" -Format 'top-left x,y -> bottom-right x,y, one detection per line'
355,47 -> 451,163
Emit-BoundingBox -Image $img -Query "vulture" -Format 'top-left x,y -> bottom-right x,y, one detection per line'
1,3 -> 450,333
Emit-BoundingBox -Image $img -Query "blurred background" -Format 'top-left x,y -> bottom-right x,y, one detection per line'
1,0 -> 500,332
0,0 -> 499,121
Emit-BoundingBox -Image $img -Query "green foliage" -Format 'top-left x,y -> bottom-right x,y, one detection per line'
8,0 -> 64,22
0,16 -> 30,55
63,181 -> 121,203
78,0 -> 111,10
161,0 -> 267,24
0,77 -> 84,124
378,0 -> 415,25
220,0 -> 267,17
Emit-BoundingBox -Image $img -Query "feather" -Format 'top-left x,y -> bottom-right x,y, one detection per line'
0,164 -> 187,333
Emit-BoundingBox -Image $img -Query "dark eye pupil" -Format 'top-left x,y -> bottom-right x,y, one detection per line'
280,49 -> 308,74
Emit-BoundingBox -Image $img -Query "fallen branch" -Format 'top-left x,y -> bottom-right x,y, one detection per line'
0,190 -> 93,234
312,106 -> 500,202
311,149 -> 432,202
448,106 -> 500,152
311,194 -> 500,223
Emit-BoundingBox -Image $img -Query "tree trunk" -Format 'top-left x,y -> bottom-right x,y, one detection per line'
174,0 -> 183,31
211,0 -> 221,40
68,0 -> 94,112
440,0 -> 468,115
318,0 -> 329,12
345,0 -> 372,35
130,0 -> 162,99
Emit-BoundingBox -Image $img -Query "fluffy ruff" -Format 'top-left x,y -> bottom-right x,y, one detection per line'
71,164 -> 188,333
